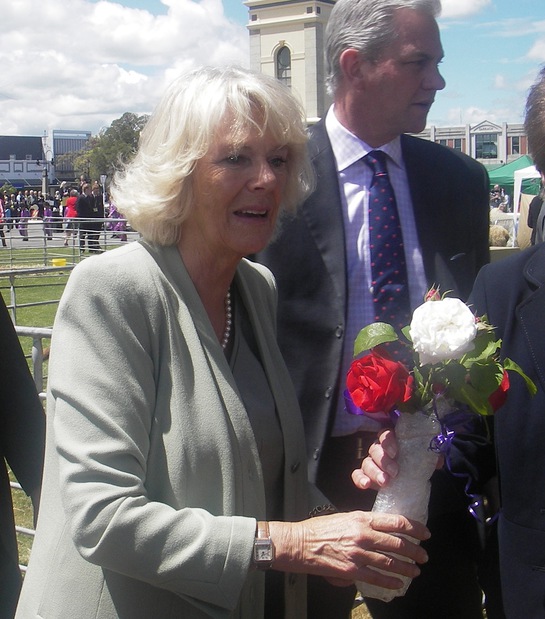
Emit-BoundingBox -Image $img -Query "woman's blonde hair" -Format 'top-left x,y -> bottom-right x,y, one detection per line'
111,66 -> 314,245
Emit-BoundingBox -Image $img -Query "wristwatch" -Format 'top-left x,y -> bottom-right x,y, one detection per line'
253,521 -> 275,569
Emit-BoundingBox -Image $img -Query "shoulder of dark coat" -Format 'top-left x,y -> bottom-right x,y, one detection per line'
401,133 -> 488,176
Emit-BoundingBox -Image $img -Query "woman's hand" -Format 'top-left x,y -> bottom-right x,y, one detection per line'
269,511 -> 430,590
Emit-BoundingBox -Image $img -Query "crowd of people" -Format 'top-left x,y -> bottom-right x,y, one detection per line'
0,183 -> 127,250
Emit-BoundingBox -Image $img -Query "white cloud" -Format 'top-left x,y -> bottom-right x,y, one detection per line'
494,74 -> 507,89
0,0 -> 248,137
440,0 -> 492,20
528,38 -> 545,62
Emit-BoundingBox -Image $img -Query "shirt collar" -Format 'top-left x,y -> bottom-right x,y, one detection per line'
325,105 -> 403,172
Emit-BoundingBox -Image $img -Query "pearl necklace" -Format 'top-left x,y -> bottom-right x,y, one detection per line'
221,289 -> 232,350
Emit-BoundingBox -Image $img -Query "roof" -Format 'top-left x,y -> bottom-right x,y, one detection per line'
0,136 -> 44,160
488,155 -> 534,188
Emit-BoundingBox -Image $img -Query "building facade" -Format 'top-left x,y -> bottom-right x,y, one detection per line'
0,136 -> 45,189
420,120 -> 528,167
246,0 -> 335,123
52,129 -> 92,183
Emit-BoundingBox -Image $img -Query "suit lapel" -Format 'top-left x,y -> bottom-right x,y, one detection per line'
518,249 -> 545,389
400,135 -> 477,298
401,135 -> 438,263
302,122 -> 347,303
235,263 -> 308,520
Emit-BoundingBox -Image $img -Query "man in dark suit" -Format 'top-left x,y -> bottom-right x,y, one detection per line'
76,182 -> 104,253
255,0 -> 490,617
469,64 -> 545,619
0,295 -> 45,618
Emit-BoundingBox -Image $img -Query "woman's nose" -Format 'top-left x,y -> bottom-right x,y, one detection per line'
250,161 -> 277,189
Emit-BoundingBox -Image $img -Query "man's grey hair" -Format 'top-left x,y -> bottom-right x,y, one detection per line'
325,0 -> 442,96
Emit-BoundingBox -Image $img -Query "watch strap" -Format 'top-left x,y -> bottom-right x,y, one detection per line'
257,521 -> 270,539
253,520 -> 275,569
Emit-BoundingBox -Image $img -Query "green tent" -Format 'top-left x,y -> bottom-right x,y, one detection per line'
488,155 -> 535,193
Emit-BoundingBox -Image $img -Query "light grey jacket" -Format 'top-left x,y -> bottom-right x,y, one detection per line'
16,242 -> 309,619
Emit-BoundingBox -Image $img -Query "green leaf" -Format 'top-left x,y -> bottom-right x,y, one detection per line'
504,358 -> 538,395
460,331 -> 500,366
454,381 -> 494,416
468,361 -> 503,397
353,323 -> 398,357
401,325 -> 412,343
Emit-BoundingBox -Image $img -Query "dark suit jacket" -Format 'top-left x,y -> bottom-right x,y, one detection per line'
256,120 -> 490,511
75,193 -> 95,219
470,243 -> 545,617
0,296 -> 45,618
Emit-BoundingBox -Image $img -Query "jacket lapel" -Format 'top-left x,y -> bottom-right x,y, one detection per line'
302,122 -> 347,303
235,262 -> 309,520
518,249 -> 545,389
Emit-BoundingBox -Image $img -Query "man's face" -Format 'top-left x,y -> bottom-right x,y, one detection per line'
357,9 -> 445,144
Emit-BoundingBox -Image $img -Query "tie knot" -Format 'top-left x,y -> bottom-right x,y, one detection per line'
364,150 -> 388,175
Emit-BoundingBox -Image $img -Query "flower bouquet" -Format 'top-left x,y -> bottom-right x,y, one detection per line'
345,289 -> 536,601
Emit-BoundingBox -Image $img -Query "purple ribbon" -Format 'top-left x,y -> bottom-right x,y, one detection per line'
429,403 -> 497,526
343,389 -> 400,426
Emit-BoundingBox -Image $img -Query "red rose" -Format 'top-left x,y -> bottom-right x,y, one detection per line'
488,370 -> 510,412
347,350 -> 414,414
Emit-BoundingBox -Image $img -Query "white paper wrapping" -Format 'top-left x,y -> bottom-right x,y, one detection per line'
356,410 -> 441,602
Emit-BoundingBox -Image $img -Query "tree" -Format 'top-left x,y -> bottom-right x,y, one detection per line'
72,112 -> 149,184
0,181 -> 18,197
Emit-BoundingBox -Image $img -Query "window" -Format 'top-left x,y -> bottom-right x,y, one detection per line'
511,136 -> 520,155
276,46 -> 291,88
453,138 -> 462,152
476,133 -> 498,159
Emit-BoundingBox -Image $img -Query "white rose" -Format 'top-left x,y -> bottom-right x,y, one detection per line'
409,297 -> 477,365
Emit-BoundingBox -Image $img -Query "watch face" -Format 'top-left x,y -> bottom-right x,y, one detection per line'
255,545 -> 273,561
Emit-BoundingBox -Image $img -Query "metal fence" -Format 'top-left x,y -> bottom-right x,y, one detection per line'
0,216 -> 139,271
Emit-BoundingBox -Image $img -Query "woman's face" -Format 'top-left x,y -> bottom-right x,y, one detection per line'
181,120 -> 289,263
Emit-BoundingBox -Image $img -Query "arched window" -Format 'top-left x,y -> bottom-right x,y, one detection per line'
276,46 -> 292,88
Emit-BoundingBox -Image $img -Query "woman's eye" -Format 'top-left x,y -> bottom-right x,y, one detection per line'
270,156 -> 287,168
226,154 -> 242,164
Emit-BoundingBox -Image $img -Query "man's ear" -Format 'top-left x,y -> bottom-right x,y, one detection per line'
339,48 -> 367,89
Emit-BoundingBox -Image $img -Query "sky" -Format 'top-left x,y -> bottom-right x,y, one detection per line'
1,0 -> 544,143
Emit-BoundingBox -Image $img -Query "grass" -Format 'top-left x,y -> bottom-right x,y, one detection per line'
1,271 -> 68,324
352,602 -> 372,618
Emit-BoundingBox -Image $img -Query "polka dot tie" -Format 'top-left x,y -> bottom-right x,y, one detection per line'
364,150 -> 411,346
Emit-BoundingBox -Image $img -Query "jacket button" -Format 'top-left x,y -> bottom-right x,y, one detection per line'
313,448 -> 320,461
291,461 -> 300,473
335,325 -> 343,338
325,386 -> 333,399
